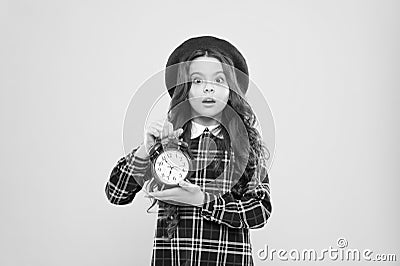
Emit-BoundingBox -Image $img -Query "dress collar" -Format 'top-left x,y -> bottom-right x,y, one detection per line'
190,120 -> 223,139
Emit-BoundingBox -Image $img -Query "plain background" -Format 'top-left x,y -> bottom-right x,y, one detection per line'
2,0 -> 399,265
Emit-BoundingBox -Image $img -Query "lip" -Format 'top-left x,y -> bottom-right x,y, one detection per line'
202,98 -> 216,104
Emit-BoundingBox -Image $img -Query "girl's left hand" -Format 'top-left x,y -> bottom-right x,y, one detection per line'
148,180 -> 205,207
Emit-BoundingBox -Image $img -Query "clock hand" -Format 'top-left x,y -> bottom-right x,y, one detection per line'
164,157 -> 175,166
171,164 -> 185,169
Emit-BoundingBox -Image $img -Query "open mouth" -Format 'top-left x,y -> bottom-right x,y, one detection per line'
202,98 -> 216,104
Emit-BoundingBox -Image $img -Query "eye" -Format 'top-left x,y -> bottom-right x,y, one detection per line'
191,77 -> 203,84
215,77 -> 225,83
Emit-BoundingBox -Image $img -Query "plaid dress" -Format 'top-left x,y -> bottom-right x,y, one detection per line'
105,128 -> 272,266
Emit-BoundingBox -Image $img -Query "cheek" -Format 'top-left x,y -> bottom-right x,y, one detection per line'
188,88 -> 203,103
188,87 -> 200,100
214,93 -> 229,113
187,90 -> 199,103
217,89 -> 230,104
187,92 -> 201,110
187,89 -> 194,99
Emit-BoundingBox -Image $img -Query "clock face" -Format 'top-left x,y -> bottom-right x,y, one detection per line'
154,150 -> 190,185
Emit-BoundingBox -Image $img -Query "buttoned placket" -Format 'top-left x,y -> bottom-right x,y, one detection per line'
199,128 -> 212,171
201,127 -> 211,149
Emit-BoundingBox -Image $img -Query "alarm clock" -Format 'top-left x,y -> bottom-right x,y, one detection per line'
148,137 -> 192,190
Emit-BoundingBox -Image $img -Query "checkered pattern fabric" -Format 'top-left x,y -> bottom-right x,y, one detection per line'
105,129 -> 272,266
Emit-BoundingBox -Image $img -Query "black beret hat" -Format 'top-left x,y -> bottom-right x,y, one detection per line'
165,35 -> 249,97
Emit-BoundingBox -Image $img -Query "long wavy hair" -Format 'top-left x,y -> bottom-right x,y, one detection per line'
149,48 -> 269,240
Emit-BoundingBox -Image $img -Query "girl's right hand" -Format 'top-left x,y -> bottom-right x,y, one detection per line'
143,120 -> 184,156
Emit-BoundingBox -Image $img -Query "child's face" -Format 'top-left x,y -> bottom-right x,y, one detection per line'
188,56 -> 230,124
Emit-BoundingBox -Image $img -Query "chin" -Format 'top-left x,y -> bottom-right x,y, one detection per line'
191,106 -> 225,119
199,111 -> 223,120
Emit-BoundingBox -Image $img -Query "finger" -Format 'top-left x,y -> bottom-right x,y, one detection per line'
161,121 -> 173,139
146,121 -> 163,138
178,180 -> 200,192
155,120 -> 165,126
147,123 -> 163,136
167,122 -> 174,139
173,128 -> 184,138
161,121 -> 169,140
178,180 -> 194,187
147,127 -> 160,138
178,180 -> 188,187
149,187 -> 180,198
148,121 -> 164,131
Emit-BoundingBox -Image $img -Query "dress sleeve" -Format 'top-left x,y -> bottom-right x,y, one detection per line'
105,145 -> 151,205
200,155 -> 272,229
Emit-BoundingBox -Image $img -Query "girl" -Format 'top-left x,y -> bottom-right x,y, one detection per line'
105,36 -> 272,266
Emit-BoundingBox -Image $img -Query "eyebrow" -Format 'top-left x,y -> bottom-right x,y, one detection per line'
190,71 -> 225,77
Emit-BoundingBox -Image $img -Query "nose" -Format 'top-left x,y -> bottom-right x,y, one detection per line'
203,81 -> 215,94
